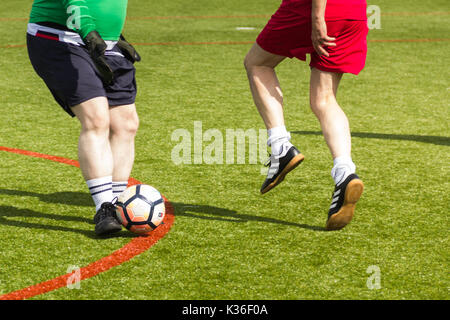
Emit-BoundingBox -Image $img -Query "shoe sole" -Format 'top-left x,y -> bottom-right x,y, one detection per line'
326,179 -> 364,231
261,153 -> 305,194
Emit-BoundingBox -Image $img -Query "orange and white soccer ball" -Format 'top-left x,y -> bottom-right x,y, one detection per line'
115,184 -> 165,234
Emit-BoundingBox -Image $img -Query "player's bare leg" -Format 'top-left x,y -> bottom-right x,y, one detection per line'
309,68 -> 363,230
72,97 -> 113,181
71,96 -> 121,235
109,103 -> 139,197
244,43 -> 286,129
244,43 -> 304,194
309,68 -> 349,159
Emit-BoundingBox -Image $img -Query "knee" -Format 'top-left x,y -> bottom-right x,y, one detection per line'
310,94 -> 336,118
111,109 -> 139,138
243,53 -> 253,73
125,112 -> 139,137
81,112 -> 110,135
310,97 -> 327,113
244,51 -> 260,74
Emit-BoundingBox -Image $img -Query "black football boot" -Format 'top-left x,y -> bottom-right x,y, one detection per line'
93,202 -> 122,235
260,144 -> 304,194
326,173 -> 364,231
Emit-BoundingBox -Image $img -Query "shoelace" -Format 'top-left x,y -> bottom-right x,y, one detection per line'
99,202 -> 116,218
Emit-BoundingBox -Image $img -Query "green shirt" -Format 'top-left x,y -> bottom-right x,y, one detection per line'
29,0 -> 128,41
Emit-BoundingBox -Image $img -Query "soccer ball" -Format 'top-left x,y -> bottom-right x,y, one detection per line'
115,184 -> 165,234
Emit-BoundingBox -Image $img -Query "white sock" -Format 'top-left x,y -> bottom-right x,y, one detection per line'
86,176 -> 114,212
112,181 -> 128,199
267,125 -> 291,156
331,156 -> 356,186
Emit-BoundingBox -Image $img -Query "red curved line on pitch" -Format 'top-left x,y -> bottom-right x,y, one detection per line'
0,146 -> 175,300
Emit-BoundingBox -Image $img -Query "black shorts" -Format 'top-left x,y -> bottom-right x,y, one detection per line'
27,33 -> 137,117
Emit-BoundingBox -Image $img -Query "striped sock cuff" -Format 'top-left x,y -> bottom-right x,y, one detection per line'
89,182 -> 113,196
86,176 -> 114,211
112,181 -> 128,197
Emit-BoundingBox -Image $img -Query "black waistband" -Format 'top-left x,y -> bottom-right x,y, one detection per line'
36,22 -> 74,32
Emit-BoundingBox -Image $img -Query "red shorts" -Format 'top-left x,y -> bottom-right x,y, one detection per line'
256,3 -> 368,75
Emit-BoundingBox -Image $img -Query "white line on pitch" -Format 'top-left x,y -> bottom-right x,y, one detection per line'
235,27 -> 255,30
